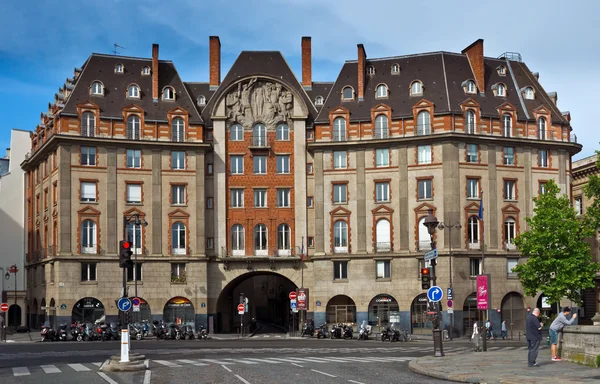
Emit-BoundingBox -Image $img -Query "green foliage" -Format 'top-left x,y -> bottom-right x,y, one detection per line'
513,180 -> 599,305
583,150 -> 600,230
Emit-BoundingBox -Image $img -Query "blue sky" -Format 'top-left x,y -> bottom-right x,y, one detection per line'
1,0 -> 598,160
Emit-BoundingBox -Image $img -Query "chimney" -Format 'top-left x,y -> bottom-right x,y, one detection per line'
5,148 -> 10,159
357,44 -> 366,101
532,72 -> 539,80
301,36 -> 312,90
209,36 -> 221,90
152,43 -> 159,102
548,92 -> 558,106
462,39 -> 485,93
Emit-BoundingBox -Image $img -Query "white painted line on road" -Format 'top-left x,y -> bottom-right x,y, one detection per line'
311,369 -> 337,378
267,358 -> 295,363
68,363 -> 91,372
310,357 -> 351,363
98,372 -> 119,384
298,357 -> 329,363
12,367 -> 30,376
224,358 -> 259,364
291,363 -> 304,368
221,364 -> 233,373
244,358 -> 282,364
177,359 -> 208,366
153,360 -> 182,367
144,359 -> 149,368
349,380 -> 366,384
92,362 -> 103,367
143,370 -> 152,384
234,374 -> 252,384
41,365 -> 61,374
202,359 -> 235,365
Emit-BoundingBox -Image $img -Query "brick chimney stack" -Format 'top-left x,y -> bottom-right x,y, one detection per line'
152,44 -> 159,102
301,36 -> 312,90
357,44 -> 366,101
462,39 -> 485,94
209,36 -> 221,90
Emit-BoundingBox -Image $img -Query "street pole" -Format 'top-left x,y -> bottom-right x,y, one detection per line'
423,210 -> 444,357
448,226 -> 453,341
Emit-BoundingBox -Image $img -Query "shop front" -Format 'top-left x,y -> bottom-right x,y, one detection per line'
72,297 -> 105,324
410,293 -> 431,334
368,294 -> 400,327
163,297 -> 195,328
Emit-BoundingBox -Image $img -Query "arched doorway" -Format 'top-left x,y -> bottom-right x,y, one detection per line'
49,298 -> 56,328
501,292 -> 525,336
163,297 -> 195,328
216,272 -> 297,333
326,295 -> 356,324
411,293 -> 431,334
72,297 -> 105,324
131,298 -> 152,323
40,298 -> 47,328
368,294 -> 399,327
8,304 -> 21,327
32,299 -> 38,328
463,292 -> 478,334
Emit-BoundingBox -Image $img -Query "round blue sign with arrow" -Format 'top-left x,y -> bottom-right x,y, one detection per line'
118,297 -> 132,312
427,286 -> 443,302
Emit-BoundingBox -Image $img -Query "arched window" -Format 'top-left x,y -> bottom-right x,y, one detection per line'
253,123 -> 267,146
376,84 -> 387,98
315,96 -> 324,106
366,66 -> 375,75
91,81 -> 103,95
126,222 -> 142,253
342,87 -> 353,100
277,224 -> 291,255
525,87 -> 534,100
197,95 -> 206,106
230,123 -> 243,141
497,84 -> 506,97
502,114 -> 512,137
375,219 -> 391,252
171,222 -> 186,254
81,219 -> 96,254
163,86 -> 175,101
115,63 -> 124,73
81,112 -> 95,137
504,217 -> 517,249
391,64 -> 400,74
333,220 -> 348,253
375,115 -> 388,139
466,110 -> 476,134
468,216 -> 480,248
254,224 -> 268,255
416,111 -> 431,135
172,117 -> 185,142
276,123 -> 289,141
231,224 -> 244,255
127,115 -> 141,140
537,117 -> 546,140
418,216 -> 431,251
466,80 -> 476,94
333,117 -> 346,141
128,85 -> 140,98
141,66 -> 150,76
411,81 -> 422,95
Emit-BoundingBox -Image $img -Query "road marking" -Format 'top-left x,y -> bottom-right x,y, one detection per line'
224,358 -> 259,364
311,369 -> 337,378
92,362 -> 103,367
12,367 -> 30,376
144,359 -> 150,368
291,363 -> 304,368
201,359 -> 234,365
68,363 -> 91,372
41,365 -> 61,374
153,360 -> 182,367
143,370 -> 152,384
349,380 -> 367,384
309,357 -> 350,362
177,359 -> 208,366
299,357 -> 329,363
244,358 -> 282,364
222,365 -> 233,373
234,374 -> 252,384
98,372 -> 119,384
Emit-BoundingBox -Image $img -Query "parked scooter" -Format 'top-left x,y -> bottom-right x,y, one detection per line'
41,323 -> 57,342
180,325 -> 195,340
381,326 -> 392,342
71,322 -> 84,342
315,323 -> 327,339
154,321 -> 169,340
330,323 -> 344,339
197,325 -> 208,340
83,322 -> 100,341
386,323 -> 401,342
130,323 -> 144,340
300,319 -> 315,337
342,324 -> 353,339
357,320 -> 371,340
57,324 -> 69,341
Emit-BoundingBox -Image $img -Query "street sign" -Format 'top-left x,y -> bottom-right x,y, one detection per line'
244,297 -> 249,313
290,301 -> 297,310
296,288 -> 309,311
132,297 -> 141,307
0,303 -> 8,312
289,291 -> 297,300
424,249 -> 438,262
447,308 -> 454,314
427,286 -> 443,302
133,307 -> 140,312
117,297 -> 132,312
447,288 -> 453,300
447,300 -> 453,308
237,303 -> 245,315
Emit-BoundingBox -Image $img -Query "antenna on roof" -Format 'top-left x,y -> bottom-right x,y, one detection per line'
113,43 -> 125,56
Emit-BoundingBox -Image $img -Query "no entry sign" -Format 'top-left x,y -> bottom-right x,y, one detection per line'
237,304 -> 245,314
0,303 -> 8,312
289,291 -> 297,300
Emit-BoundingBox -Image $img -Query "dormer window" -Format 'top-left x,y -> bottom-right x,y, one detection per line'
497,66 -> 506,76
197,95 -> 206,106
492,83 -> 506,97
342,86 -> 354,101
524,87 -> 534,100
391,64 -> 400,75
115,63 -> 124,74
366,66 -> 375,75
376,84 -> 388,98
127,84 -> 140,99
163,86 -> 175,101
315,96 -> 324,106
141,66 -> 151,76
410,81 -> 423,96
91,81 -> 103,96
463,80 -> 476,94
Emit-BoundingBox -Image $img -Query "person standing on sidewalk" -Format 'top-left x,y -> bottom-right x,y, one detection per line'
526,308 -> 543,367
549,307 -> 577,361
501,320 -> 507,340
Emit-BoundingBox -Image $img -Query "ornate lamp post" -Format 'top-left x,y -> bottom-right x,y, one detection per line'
5,265 -> 18,329
422,209 -> 444,357
437,221 -> 461,340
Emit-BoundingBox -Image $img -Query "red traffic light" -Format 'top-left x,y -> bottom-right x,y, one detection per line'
123,241 -> 130,249
421,268 -> 430,275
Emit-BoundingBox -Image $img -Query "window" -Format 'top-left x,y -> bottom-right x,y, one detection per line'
80,182 -> 96,202
197,95 -> 206,106
126,184 -> 142,204
467,144 -> 478,163
91,81 -> 103,95
391,64 -> 400,74
276,123 -> 289,141
333,151 -> 347,169
539,182 -> 547,195
466,110 -> 476,134
467,178 -> 479,198
81,112 -> 95,137
537,117 -> 546,140
171,263 -> 186,281
333,260 -> 348,279
230,156 -> 244,174
81,219 -> 96,253
81,263 -> 96,282
315,96 -> 324,106
539,150 -> 548,167
375,115 -> 388,138
172,117 -> 185,142
171,222 -> 186,254
277,224 -> 291,252
127,115 -> 141,140
276,155 -> 290,174
127,263 -> 142,282
254,156 -> 267,174
507,258 -> 518,278
504,218 -> 517,247
128,85 -> 140,98
207,163 -> 213,175
376,85 -> 388,98
254,189 -> 267,208
230,124 -> 244,141
231,225 -> 245,253
163,86 -> 175,101
376,148 -> 389,167
333,117 -> 346,141
504,180 -> 516,200
375,182 -> 390,202
333,184 -> 347,204
466,80 -> 476,94
417,145 -> 432,164
411,81 -> 423,95
502,114 -> 512,137
81,146 -> 96,166
254,224 -> 268,254
53,183 -> 57,205
342,87 -> 353,100
253,124 -> 267,146
206,197 -> 213,209
333,221 -> 348,253
231,189 -> 244,208
171,185 -> 185,205
498,66 -> 506,75
277,188 -> 290,208
307,163 -> 314,174
126,222 -> 142,253
308,237 -> 314,247
418,179 -> 432,200
307,196 -> 314,208
171,151 -> 185,170
574,196 -> 583,216
126,149 -> 141,168
503,147 -> 515,165
376,260 -> 391,279
376,219 -> 391,252
367,66 -> 375,75
470,258 -> 481,276
525,87 -> 534,100
142,66 -> 150,75
497,84 -> 506,97
205,129 -> 213,142
115,63 -> 124,73
416,111 -> 430,135
468,216 -> 479,246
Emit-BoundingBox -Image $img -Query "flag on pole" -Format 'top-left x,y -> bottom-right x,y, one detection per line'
301,240 -> 305,262
478,197 -> 483,221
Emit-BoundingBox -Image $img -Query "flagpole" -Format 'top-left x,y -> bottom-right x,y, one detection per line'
301,236 -> 305,289
480,191 -> 485,275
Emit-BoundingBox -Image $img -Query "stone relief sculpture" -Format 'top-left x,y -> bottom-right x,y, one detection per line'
225,77 -> 293,130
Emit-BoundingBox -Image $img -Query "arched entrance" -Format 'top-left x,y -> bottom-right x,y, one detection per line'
463,292 -> 478,334
368,294 -> 399,327
8,304 -> 21,327
216,272 -> 297,333
411,293 -> 431,334
72,297 -> 105,324
131,298 -> 152,323
49,298 -> 56,328
163,297 -> 195,328
40,298 -> 47,328
501,292 -> 525,336
32,299 -> 38,328
326,295 -> 356,324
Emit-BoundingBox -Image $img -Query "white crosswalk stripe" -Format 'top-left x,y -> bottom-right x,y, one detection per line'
41,365 -> 61,374
244,358 -> 283,364
12,367 -> 30,376
68,363 -> 90,372
199,359 -> 235,365
224,358 -> 259,364
177,359 -> 208,366
154,360 -> 182,367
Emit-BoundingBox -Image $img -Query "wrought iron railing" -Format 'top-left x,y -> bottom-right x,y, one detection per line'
375,242 -> 392,252
251,135 -> 268,147
332,132 -> 346,142
374,129 -> 388,139
416,124 -> 431,136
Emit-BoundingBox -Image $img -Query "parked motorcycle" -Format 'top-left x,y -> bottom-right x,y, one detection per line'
180,325 -> 195,340
357,320 -> 371,340
342,324 -> 353,339
197,325 -> 208,340
330,323 -> 343,339
300,319 -> 315,337
57,324 -> 69,341
314,323 -> 327,339
83,322 -> 100,341
381,326 -> 391,342
41,324 -> 57,342
385,323 -> 401,342
71,322 -> 84,342
130,323 -> 144,340
155,321 -> 169,340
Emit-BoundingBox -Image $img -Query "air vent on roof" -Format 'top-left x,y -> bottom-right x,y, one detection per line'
498,52 -> 522,62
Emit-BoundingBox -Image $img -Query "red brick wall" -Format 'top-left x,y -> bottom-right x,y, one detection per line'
302,37 -> 312,88
209,36 -> 221,88
462,39 -> 485,91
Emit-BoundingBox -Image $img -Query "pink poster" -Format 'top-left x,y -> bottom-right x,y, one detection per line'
477,275 -> 488,310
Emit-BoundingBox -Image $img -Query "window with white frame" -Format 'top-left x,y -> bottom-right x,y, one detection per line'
376,85 -> 388,98
497,84 -> 506,97
418,217 -> 431,250
230,124 -> 244,141
376,219 -> 391,252
80,182 -> 96,202
539,182 -> 547,195
126,149 -> 141,168
230,189 -> 244,208
171,185 -> 185,205
333,151 -> 347,169
376,260 -> 391,279
375,182 -> 390,202
342,87 -> 353,100
367,66 -> 375,75
254,224 -> 268,254
171,222 -> 186,254
163,86 -> 175,101
253,124 -> 267,146
172,117 -> 185,142
498,66 -> 506,75
80,219 -> 96,254
466,110 -> 476,134
307,196 -> 314,207
276,155 -> 290,174
142,66 -> 150,75
197,95 -> 206,106
467,178 -> 479,199
81,112 -> 95,137
126,184 -> 142,204
277,188 -> 290,208
333,260 -> 348,279
391,64 -> 400,74
254,155 -> 267,174
504,180 -> 516,200
507,258 -> 518,278
537,117 -> 546,140
416,111 -> 430,135
333,117 -> 346,141
468,216 -> 479,246
315,96 -> 324,106
470,258 -> 481,276
254,189 -> 267,208
504,217 -> 517,247
418,179 -> 432,200
81,263 -> 96,281
466,80 -> 476,94
81,146 -> 96,166
171,151 -> 185,170
171,263 -> 186,279
115,63 -> 124,73
467,144 -> 478,163
375,115 -> 388,138
127,115 -> 141,140
503,147 -> 515,165
91,81 -> 103,95
230,155 -> 244,174
417,145 -> 431,164
128,85 -> 140,98
126,222 -> 142,254
231,225 -> 244,253
333,184 -> 347,204
539,149 -> 548,167
276,123 -> 289,140
333,221 -> 348,254
411,81 -> 423,95
127,263 -> 142,282
502,114 -> 512,137
525,87 -> 534,100
574,196 -> 583,216
376,148 -> 389,167
277,224 -> 291,253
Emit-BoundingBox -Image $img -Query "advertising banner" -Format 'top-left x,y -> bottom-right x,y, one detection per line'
296,288 -> 309,311
477,275 -> 489,310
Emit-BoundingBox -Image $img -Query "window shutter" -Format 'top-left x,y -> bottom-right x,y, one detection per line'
127,184 -> 141,203
81,182 -> 96,200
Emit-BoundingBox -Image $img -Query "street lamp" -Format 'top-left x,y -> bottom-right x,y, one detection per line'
437,221 -> 461,341
422,209 -> 444,357
5,265 -> 18,330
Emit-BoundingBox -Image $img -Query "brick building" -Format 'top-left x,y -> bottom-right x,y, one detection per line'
21,37 -> 581,336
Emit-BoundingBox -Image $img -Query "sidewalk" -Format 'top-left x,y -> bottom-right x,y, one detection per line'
408,344 -> 600,384
1,329 -> 36,343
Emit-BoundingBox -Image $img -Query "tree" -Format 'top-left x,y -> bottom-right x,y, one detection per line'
583,151 -> 600,231
513,179 -> 599,305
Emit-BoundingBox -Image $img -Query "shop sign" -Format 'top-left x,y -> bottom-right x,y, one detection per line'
167,297 -> 192,307
375,296 -> 394,303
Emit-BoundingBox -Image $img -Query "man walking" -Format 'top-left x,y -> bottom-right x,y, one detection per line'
526,308 -> 543,367
501,320 -> 507,340
549,307 -> 577,361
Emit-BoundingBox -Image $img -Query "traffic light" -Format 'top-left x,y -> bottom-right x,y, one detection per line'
421,267 -> 431,290
119,240 -> 133,268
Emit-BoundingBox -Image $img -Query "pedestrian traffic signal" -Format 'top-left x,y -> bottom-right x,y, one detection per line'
119,240 -> 133,268
421,268 -> 431,290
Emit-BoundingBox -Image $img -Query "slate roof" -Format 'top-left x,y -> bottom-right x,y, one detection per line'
184,82 -> 214,116
61,54 -> 203,124
306,82 -> 334,113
